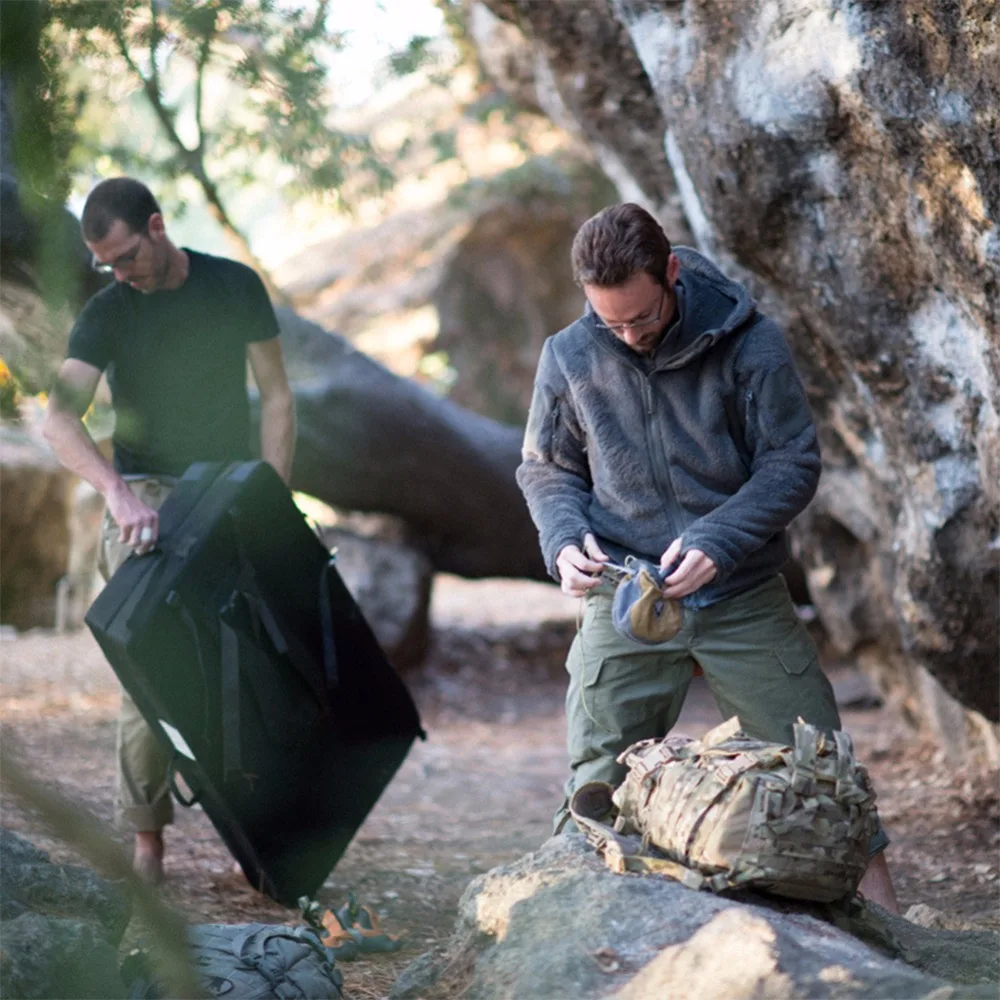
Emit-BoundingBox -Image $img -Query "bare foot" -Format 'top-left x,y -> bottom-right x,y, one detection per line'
133,830 -> 165,885
858,850 -> 900,914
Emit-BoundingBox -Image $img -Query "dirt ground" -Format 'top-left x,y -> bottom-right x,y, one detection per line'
2,575 -> 998,999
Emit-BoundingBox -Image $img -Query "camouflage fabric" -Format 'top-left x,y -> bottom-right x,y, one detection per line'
608,557 -> 682,645
570,715 -> 878,902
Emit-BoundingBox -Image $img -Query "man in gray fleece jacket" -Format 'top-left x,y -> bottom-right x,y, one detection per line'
517,203 -> 897,911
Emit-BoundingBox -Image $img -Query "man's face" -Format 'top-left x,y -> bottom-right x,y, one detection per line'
87,216 -> 168,293
584,270 -> 671,354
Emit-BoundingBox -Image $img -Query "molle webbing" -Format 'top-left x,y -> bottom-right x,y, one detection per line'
571,717 -> 878,903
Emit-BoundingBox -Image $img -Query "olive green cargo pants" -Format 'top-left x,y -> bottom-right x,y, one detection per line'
556,573 -> 889,853
97,477 -> 175,833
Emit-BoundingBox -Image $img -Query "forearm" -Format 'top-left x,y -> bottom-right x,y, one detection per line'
42,407 -> 124,498
516,461 -> 592,579
258,389 -> 296,485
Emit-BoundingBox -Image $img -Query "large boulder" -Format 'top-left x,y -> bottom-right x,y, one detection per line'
277,156 -> 616,426
391,835 -> 998,999
0,420 -> 73,630
0,829 -> 130,999
321,523 -> 434,669
471,0 -> 999,745
432,189 -> 595,426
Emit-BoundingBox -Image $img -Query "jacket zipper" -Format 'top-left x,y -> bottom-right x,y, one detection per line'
639,371 -> 682,543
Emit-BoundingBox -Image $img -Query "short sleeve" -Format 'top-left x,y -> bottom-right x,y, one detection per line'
66,289 -> 121,372
240,268 -> 280,344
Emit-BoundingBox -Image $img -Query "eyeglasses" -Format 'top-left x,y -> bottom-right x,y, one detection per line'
595,288 -> 666,335
91,237 -> 144,275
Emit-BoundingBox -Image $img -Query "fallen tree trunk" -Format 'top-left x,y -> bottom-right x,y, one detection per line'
265,308 -> 547,581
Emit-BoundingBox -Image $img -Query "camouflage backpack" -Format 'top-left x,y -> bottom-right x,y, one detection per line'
570,716 -> 878,902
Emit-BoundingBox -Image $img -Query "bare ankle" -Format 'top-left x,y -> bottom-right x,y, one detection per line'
858,851 -> 900,915
134,830 -> 164,856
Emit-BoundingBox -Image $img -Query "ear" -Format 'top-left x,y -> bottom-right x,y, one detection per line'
666,253 -> 680,285
146,212 -> 166,242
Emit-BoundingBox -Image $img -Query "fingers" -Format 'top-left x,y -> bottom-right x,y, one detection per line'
560,542 -> 606,576
556,543 -> 606,597
659,537 -> 682,571
134,514 -> 159,555
116,505 -> 159,555
662,547 -> 717,600
582,533 -> 609,563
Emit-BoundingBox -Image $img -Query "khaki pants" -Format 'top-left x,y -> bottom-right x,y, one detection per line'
557,573 -> 889,853
97,478 -> 175,833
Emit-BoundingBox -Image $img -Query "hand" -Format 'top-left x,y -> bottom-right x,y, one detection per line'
106,482 -> 159,556
659,538 -> 716,599
556,533 -> 609,597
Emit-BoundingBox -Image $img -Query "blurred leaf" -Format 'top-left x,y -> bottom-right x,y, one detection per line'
39,0 -> 402,281
429,128 -> 458,164
388,34 -> 435,77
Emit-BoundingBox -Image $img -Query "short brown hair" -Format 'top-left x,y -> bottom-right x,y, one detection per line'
81,177 -> 160,242
571,203 -> 672,288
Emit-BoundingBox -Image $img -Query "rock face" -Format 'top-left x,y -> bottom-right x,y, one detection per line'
0,422 -> 73,630
0,829 -> 130,999
391,835 -> 998,1000
321,525 -> 434,669
278,159 -> 615,427
472,0 -> 1000,730
433,193 -> 595,426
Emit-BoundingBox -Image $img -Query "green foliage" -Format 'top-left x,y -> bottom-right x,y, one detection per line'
429,128 -> 459,163
47,0 -> 394,214
0,1 -> 84,310
388,34 -> 435,77
1,2 -> 76,205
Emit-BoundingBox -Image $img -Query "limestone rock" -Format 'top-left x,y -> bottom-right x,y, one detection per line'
433,188 -> 600,426
0,829 -> 129,944
321,526 -> 434,669
0,422 -> 73,630
1,863 -> 130,944
0,912 -> 126,999
277,158 -> 614,426
391,835 -> 998,999
0,829 -> 130,999
474,0 -> 999,727
0,828 -> 50,868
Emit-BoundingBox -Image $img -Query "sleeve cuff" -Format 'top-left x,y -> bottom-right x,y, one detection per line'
544,531 -> 587,581
680,535 -> 738,585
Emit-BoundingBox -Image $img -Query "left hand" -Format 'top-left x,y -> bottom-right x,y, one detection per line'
659,538 -> 717,599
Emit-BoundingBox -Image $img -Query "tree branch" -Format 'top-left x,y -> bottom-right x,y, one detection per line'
193,11 -> 215,155
309,0 -> 331,39
111,20 -> 190,163
148,0 -> 161,97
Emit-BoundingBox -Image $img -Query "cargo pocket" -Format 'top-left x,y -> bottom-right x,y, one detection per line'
582,651 -> 666,736
774,624 -> 818,676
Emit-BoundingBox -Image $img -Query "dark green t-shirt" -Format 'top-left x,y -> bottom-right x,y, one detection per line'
66,250 -> 279,477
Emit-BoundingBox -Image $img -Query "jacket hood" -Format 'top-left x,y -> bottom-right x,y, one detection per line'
584,246 -> 757,371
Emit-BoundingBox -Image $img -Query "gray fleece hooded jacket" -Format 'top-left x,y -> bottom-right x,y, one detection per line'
516,247 -> 821,609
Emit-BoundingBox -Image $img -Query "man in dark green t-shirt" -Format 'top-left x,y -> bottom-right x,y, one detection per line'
43,177 -> 296,884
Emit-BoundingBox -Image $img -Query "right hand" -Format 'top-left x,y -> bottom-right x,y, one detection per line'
556,533 -> 610,597
106,481 -> 159,556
